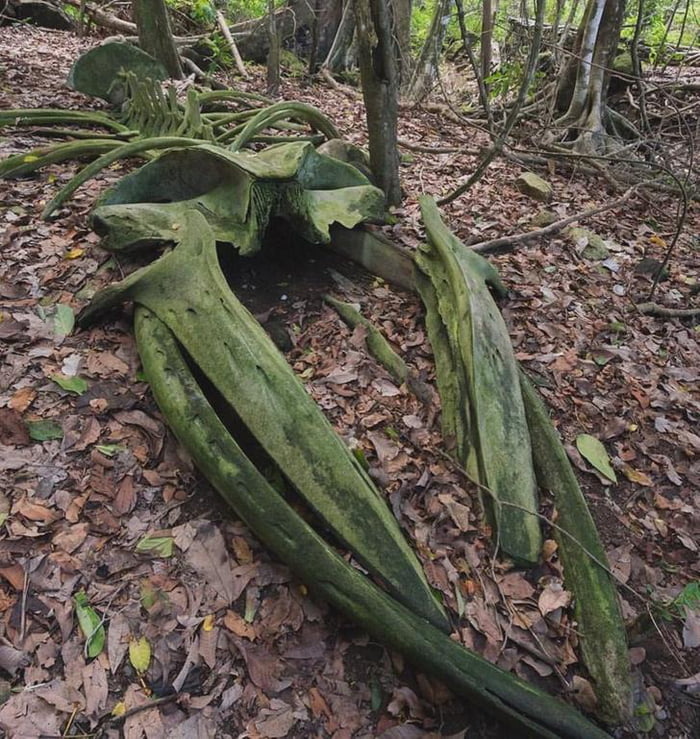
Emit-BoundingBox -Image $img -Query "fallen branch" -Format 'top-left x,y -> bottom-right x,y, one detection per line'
398,139 -> 480,155
635,302 -> 700,318
471,187 -> 638,254
63,0 -> 136,34
216,10 -> 250,80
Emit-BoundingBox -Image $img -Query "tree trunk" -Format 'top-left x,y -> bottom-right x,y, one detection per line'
232,0 -> 343,65
266,0 -> 280,96
480,0 -> 495,90
553,0 -> 625,152
321,0 -> 357,72
132,0 -> 182,79
354,0 -> 401,206
407,0 -> 452,102
393,0 -> 413,86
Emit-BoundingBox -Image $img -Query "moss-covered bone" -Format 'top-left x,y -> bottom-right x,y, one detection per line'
415,197 -> 541,565
519,372 -> 632,723
91,142 -> 385,254
67,42 -> 168,104
134,305 -> 612,739
79,209 -> 448,630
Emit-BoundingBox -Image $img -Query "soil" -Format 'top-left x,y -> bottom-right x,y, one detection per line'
1,22 -> 699,739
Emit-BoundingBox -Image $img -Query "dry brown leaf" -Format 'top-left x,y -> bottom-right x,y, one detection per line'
8,386 -> 36,412
14,495 -> 60,524
198,623 -> 219,669
223,609 -> 257,640
497,572 -> 536,600
607,543 -> 633,584
234,640 -> 293,694
114,475 -> 137,515
253,699 -> 299,738
107,611 -> 130,674
82,659 -> 108,720
537,581 -> 571,616
183,521 -> 236,603
0,645 -> 29,677
52,522 -> 89,553
570,675 -> 598,712
0,408 -> 30,445
683,608 -> 700,649
0,563 -> 25,591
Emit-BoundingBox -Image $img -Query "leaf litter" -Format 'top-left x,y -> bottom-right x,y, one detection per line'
0,23 -> 699,739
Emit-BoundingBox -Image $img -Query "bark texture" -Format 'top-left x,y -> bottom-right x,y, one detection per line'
554,0 -> 625,151
354,0 -> 401,205
132,0 -> 182,79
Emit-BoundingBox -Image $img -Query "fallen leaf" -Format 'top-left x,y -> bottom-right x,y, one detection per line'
51,373 -> 88,395
52,304 -> 75,337
26,419 -> 63,441
674,672 -> 700,694
683,609 -> 700,649
0,408 -> 30,445
620,464 -> 652,486
8,387 -> 36,412
74,591 -> 106,658
135,535 -> 173,558
223,609 -> 257,640
538,581 -> 571,615
575,433 -> 617,482
107,612 -> 130,674
129,636 -> 151,674
570,675 -> 598,712
184,521 -> 236,603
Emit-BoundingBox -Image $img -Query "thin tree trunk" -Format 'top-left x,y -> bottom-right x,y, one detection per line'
407,0 -> 452,102
554,0 -> 626,152
308,0 -> 322,74
393,0 -> 413,86
132,0 -> 183,79
480,0 -> 494,90
266,0 -> 280,96
321,0 -> 356,71
354,0 -> 401,205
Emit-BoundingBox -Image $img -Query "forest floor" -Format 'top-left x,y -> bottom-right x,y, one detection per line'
0,23 -> 699,739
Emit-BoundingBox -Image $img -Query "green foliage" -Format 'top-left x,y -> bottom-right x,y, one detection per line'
484,60 -> 526,99
411,0 -> 438,52
226,0 -> 268,22
166,0 -> 216,26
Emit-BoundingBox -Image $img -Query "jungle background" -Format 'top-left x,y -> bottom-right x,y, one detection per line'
0,0 -> 699,737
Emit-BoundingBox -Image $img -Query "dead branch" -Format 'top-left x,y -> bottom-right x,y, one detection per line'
471,186 -> 638,255
216,10 -> 250,80
397,139 -> 480,155
63,0 -> 136,34
635,303 -> 700,318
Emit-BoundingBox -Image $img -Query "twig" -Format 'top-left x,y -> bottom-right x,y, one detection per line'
470,186 -> 638,255
397,139 -> 479,155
